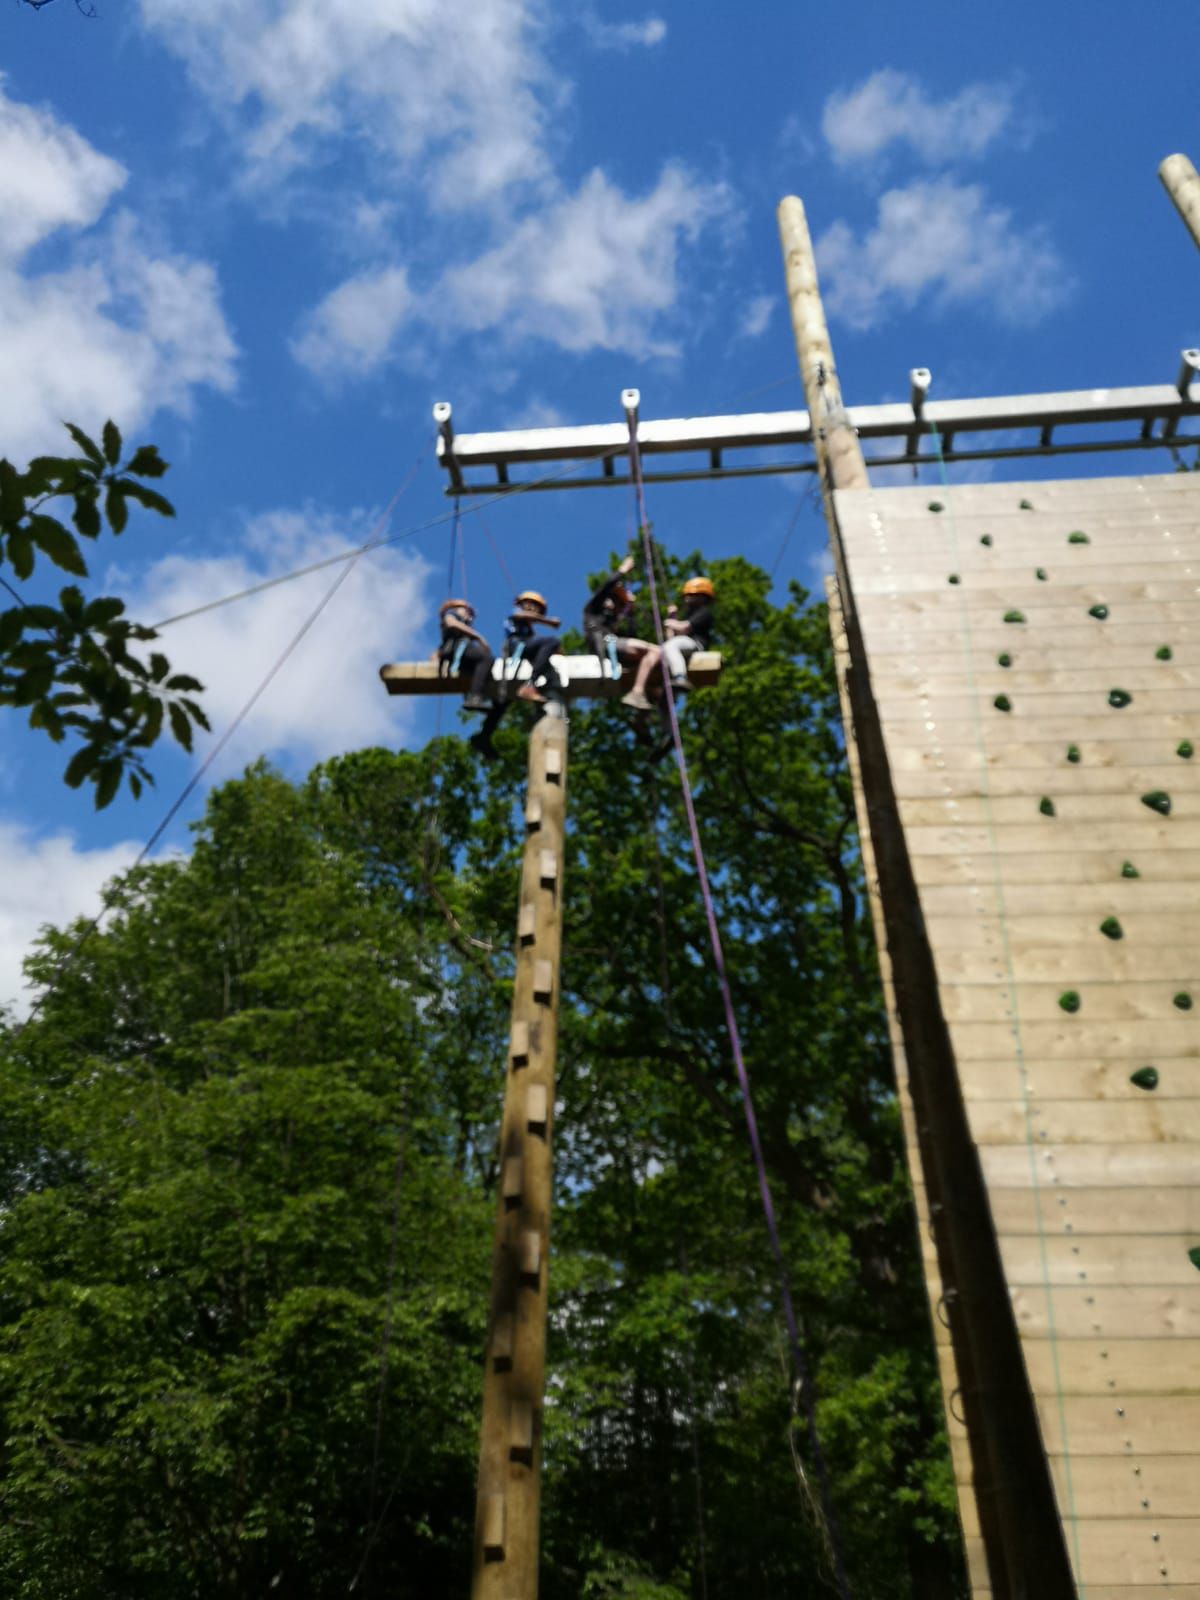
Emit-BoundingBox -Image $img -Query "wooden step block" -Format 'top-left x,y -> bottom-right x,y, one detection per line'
539,848 -> 557,887
533,959 -> 553,1003
518,902 -> 536,944
502,1156 -> 523,1210
519,1229 -> 541,1285
510,1399 -> 534,1465
545,746 -> 563,781
525,795 -> 542,831
492,1312 -> 514,1372
510,1020 -> 529,1068
526,1083 -> 548,1135
483,1492 -> 506,1560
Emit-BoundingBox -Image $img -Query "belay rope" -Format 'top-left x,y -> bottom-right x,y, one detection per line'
624,419 -> 854,1600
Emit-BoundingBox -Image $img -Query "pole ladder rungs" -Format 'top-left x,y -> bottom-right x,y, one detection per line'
525,796 -> 542,831
502,1156 -> 524,1210
509,1020 -> 530,1068
510,1399 -> 534,1466
533,959 -> 553,1004
492,1312 -> 514,1372
482,1493 -> 506,1561
518,903 -> 536,944
519,1230 -> 541,1284
538,848 -> 557,888
525,1083 -> 548,1135
544,747 -> 563,781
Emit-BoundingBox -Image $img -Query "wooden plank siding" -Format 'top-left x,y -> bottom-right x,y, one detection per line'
834,474 -> 1200,1599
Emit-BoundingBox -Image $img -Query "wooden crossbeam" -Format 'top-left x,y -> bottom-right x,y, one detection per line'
379,651 -> 723,698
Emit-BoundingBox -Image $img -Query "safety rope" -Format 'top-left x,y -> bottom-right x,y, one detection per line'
925,426 -> 1086,1590
624,418 -> 853,1600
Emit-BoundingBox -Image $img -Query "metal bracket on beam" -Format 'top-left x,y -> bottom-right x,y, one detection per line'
907,367 -> 932,464
1178,348 -> 1200,397
433,401 -> 463,494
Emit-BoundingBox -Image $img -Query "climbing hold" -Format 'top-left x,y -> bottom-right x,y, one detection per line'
1036,567 -> 1048,581
1068,531 -> 1090,544
997,653 -> 1013,668
1141,790 -> 1171,815
928,500 -> 944,513
1121,861 -> 1140,879
1156,645 -> 1173,661
1099,916 -> 1123,940
948,574 -> 960,585
1190,1247 -> 1200,1272
1039,796 -> 1056,816
1003,609 -> 1026,624
1177,741 -> 1194,759
980,534 -> 993,547
1059,991 -> 1081,1014
1108,689 -> 1132,709
1174,992 -> 1193,1011
1067,744 -> 1081,763
1130,1066 -> 1159,1091
1019,498 -> 1034,510
1088,604 -> 1109,620
993,694 -> 1012,713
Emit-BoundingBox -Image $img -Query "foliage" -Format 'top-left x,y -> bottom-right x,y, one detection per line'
0,555 -> 966,1596
0,422 -> 207,805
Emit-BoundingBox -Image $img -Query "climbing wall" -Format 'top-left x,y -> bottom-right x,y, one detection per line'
833,472 -> 1200,1598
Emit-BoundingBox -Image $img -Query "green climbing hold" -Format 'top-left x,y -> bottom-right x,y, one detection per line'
1019,498 -> 1034,510
928,500 -> 944,513
1003,609 -> 1026,624
1141,790 -> 1171,815
1190,1247 -> 1200,1272
1099,916 -> 1123,940
1039,796 -> 1056,817
1088,604 -> 1109,620
1157,645 -> 1173,661
1066,744 -> 1081,763
948,574 -> 960,585
1068,530 -> 1090,544
980,534 -> 993,547
993,694 -> 1012,713
1058,991 -> 1081,1014
1178,741 -> 1194,760
1121,860 -> 1140,879
1035,567 -> 1048,581
1130,1066 -> 1159,1091
1174,992 -> 1193,1011
997,652 -> 1013,668
1108,689 -> 1132,708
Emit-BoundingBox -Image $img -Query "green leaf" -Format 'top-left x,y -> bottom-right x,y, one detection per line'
83,596 -> 125,628
64,422 -> 104,467
165,673 -> 204,692
105,484 -> 128,535
63,744 -> 101,789
121,481 -> 175,519
73,492 -> 102,540
0,609 -> 24,649
0,458 -> 25,525
126,445 -> 168,478
29,515 -> 88,577
8,529 -> 34,580
102,420 -> 122,466
94,758 -> 122,810
168,700 -> 194,752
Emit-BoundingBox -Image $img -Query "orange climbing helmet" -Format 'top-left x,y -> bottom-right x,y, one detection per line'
682,576 -> 714,599
440,597 -> 475,619
515,590 -> 548,614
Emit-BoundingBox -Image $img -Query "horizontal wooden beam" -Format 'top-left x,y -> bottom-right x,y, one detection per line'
379,651 -> 723,698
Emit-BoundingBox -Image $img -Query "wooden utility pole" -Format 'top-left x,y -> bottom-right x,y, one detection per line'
1160,152 -> 1200,250
469,706 -> 566,1600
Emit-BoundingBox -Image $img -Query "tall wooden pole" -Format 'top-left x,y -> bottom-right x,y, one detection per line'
1160,152 -> 1200,251
471,708 -> 567,1600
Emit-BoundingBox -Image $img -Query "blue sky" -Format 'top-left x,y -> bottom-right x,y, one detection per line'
1,0 -> 1198,1008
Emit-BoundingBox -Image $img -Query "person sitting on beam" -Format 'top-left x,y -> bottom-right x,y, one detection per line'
621,575 -> 715,712
581,554 -> 656,683
468,589 -> 563,763
436,597 -> 494,713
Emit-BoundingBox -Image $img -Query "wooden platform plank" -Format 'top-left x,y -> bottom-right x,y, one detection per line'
981,1142 -> 1200,1187
1010,1285 -> 1200,1340
996,1235 -> 1200,1288
987,1187 -> 1200,1236
968,1098 -> 1200,1144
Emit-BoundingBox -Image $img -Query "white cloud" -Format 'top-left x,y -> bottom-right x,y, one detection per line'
0,822 -> 140,1017
439,165 -> 732,357
0,83 -> 237,462
583,13 -> 667,49
815,178 -> 1071,331
822,69 -> 1016,168
136,0 -> 554,207
737,293 -> 775,340
131,507 -> 433,770
291,266 -> 413,377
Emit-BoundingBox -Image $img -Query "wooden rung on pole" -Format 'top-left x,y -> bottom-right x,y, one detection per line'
510,1399 -> 534,1466
526,1083 -> 548,1135
518,903 -> 536,944
510,1020 -> 529,1068
525,796 -> 542,831
519,1229 -> 541,1285
544,746 -> 563,781
483,1493 -> 506,1561
502,1156 -> 523,1210
533,959 -> 553,1004
538,848 -> 557,888
492,1312 -> 514,1372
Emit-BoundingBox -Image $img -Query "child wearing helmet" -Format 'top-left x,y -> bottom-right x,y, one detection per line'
582,554 -> 655,682
468,590 -> 564,762
620,575 -> 714,712
437,598 -> 494,712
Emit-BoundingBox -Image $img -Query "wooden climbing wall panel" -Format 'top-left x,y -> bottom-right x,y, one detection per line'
833,473 -> 1200,1599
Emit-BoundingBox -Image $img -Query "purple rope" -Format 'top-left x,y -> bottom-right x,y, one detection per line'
625,419 -> 852,1600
